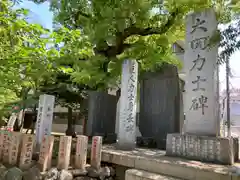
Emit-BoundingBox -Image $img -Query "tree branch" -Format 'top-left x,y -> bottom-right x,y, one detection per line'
95,8 -> 180,58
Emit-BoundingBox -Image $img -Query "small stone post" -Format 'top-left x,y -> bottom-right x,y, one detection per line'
0,130 -> 5,161
8,132 -> 22,165
38,135 -> 54,172
90,136 -> 102,170
2,131 -> 11,163
57,136 -> 72,170
19,134 -> 35,170
75,135 -> 88,170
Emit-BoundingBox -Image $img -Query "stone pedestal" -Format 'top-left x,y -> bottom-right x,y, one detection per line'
166,133 -> 234,165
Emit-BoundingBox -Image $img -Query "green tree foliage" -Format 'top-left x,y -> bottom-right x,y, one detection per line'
218,0 -> 240,63
31,0 -> 222,90
0,1 -> 58,116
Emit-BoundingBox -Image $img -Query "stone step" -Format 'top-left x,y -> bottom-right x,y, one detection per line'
125,169 -> 183,180
100,145 -> 240,180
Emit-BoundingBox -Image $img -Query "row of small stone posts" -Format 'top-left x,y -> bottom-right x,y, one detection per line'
0,130 -> 103,172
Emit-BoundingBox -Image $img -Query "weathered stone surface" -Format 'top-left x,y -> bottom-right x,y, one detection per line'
139,65 -> 182,150
0,164 -> 7,179
86,167 -> 99,178
73,177 -> 96,180
35,94 -> 55,151
90,136 -> 102,170
57,136 -> 72,170
99,166 -> 111,179
86,92 -> 117,144
44,168 -> 59,180
117,59 -> 138,150
75,135 -> 88,170
166,133 -> 234,165
38,135 -> 55,172
73,177 -> 85,180
19,134 -> 35,170
109,167 -> 115,177
4,167 -> 23,180
184,8 -> 219,136
59,170 -> 73,180
8,132 -> 21,165
125,169 -> 182,180
69,169 -> 87,177
23,166 -> 41,180
99,145 -> 237,180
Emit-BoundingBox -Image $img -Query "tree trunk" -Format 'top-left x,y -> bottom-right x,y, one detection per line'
65,106 -> 76,137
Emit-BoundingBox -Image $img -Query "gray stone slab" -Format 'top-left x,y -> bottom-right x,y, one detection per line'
166,133 -> 234,165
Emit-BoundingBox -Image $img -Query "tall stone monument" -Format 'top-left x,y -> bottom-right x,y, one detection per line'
35,94 -> 55,151
86,91 -> 117,143
184,9 -> 218,135
166,8 -> 235,165
117,59 -> 138,150
138,64 -> 181,149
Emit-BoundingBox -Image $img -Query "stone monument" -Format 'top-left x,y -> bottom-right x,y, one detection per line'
166,8 -> 235,165
35,94 -> 55,151
117,59 -> 138,150
86,91 -> 117,143
138,64 -> 181,149
90,136 -> 102,170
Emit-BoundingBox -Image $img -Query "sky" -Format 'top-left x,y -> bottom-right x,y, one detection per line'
17,1 -> 240,92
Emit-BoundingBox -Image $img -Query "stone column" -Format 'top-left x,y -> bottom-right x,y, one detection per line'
19,134 -> 35,170
184,8 -> 219,136
90,136 -> 102,170
117,59 -> 138,150
57,136 -> 72,170
35,94 -> 55,151
8,132 -> 22,165
75,135 -> 88,170
38,135 -> 54,172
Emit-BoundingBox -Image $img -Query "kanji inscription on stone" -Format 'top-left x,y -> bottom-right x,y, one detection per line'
75,135 -> 88,170
8,132 -> 22,165
57,136 -> 72,170
38,135 -> 54,172
90,136 -> 102,170
19,134 -> 35,170
184,8 -> 219,136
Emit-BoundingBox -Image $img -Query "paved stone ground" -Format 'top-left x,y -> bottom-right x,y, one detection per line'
100,144 -> 240,180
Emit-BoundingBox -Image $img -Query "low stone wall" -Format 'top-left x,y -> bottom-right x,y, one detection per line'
166,133 -> 235,165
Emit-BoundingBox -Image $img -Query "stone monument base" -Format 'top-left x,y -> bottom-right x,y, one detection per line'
166,133 -> 236,165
